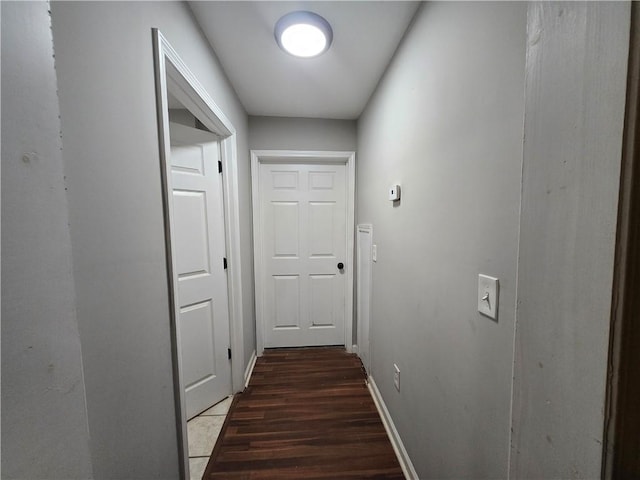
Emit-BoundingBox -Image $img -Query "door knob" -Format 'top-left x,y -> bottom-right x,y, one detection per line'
337,262 -> 344,270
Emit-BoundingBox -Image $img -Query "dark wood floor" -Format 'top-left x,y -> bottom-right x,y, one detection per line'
203,347 -> 404,479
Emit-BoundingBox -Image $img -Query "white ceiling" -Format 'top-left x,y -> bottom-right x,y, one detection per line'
188,1 -> 421,120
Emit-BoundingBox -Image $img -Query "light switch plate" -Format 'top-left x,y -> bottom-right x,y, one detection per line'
393,364 -> 400,392
478,274 -> 499,320
372,244 -> 377,262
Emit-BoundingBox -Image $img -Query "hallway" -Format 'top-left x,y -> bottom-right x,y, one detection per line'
2,2 -> 633,479
203,348 -> 404,479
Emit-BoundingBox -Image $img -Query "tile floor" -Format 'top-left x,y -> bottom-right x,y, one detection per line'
187,395 -> 233,480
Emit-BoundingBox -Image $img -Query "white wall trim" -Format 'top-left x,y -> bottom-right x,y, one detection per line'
356,224 -> 373,375
220,136 -> 247,394
251,149 -> 356,356
368,376 -> 419,480
152,29 -> 245,480
244,350 -> 257,389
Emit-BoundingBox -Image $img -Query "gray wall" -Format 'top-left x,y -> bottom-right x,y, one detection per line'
169,108 -> 197,128
249,116 -> 357,151
358,1 -> 631,478
50,2 -> 253,478
510,3 -> 630,478
356,3 -> 526,477
1,2 -> 93,478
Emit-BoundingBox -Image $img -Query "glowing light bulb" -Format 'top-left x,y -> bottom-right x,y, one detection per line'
280,24 -> 327,58
275,11 -> 333,58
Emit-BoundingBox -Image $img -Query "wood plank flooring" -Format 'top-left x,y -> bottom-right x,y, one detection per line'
202,347 -> 404,479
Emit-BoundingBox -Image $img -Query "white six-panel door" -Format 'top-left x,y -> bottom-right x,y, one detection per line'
169,122 -> 231,419
259,163 -> 347,348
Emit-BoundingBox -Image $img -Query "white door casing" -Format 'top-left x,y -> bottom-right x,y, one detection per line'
153,29 -> 246,480
170,122 -> 231,418
252,151 -> 356,354
357,224 -> 373,374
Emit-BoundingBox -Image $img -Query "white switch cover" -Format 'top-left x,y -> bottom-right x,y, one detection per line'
393,364 -> 400,392
372,244 -> 377,262
478,274 -> 499,320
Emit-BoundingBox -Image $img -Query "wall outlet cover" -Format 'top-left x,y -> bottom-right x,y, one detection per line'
388,184 -> 401,201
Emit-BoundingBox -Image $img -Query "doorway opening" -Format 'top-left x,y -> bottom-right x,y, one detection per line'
251,150 -> 356,355
153,29 -> 246,480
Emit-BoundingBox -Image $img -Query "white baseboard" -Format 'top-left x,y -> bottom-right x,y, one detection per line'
368,376 -> 418,480
244,350 -> 257,389
352,344 -> 359,354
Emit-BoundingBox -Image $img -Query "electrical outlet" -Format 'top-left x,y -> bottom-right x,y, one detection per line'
393,364 -> 400,392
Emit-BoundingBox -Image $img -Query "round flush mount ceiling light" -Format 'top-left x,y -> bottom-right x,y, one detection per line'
275,11 -> 333,58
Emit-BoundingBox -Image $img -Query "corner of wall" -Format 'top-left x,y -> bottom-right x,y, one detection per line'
1,2 -> 93,477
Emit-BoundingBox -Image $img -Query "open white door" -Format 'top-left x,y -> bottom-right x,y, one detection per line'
169,122 -> 231,419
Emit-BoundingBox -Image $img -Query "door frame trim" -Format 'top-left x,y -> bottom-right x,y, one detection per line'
356,224 -> 373,374
152,29 -> 246,480
251,150 -> 356,355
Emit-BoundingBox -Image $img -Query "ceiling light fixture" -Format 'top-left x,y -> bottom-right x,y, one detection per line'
275,11 -> 333,58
